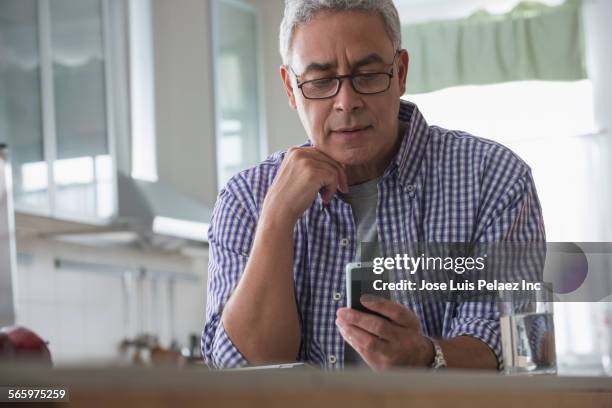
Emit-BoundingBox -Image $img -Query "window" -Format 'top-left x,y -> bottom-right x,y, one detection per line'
211,0 -> 265,189
406,79 -> 604,371
406,79 -> 598,240
0,0 -> 47,210
0,0 -> 119,221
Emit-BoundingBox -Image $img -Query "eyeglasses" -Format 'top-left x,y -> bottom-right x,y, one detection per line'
289,51 -> 399,100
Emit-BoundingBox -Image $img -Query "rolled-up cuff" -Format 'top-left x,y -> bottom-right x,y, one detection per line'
447,319 -> 503,370
211,321 -> 249,369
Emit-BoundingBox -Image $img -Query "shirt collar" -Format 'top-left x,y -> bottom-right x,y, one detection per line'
385,100 -> 430,187
304,99 -> 430,209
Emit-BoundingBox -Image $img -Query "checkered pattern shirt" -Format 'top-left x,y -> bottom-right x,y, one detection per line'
202,100 -> 545,370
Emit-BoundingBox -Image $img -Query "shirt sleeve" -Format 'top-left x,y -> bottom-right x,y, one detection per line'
201,180 -> 257,369
446,301 -> 503,367
446,157 -> 546,369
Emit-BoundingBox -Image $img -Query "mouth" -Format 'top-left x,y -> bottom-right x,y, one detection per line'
331,125 -> 373,138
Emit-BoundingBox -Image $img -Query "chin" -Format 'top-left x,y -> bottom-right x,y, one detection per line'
331,149 -> 376,166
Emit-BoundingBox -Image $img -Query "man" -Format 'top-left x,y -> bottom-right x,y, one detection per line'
202,0 -> 544,371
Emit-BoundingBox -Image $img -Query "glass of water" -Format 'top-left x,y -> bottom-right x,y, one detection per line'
499,283 -> 557,375
600,302 -> 612,376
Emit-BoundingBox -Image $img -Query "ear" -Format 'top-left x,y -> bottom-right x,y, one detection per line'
280,65 -> 298,110
397,49 -> 410,96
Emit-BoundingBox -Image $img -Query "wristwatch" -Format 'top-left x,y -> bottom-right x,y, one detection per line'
426,336 -> 447,370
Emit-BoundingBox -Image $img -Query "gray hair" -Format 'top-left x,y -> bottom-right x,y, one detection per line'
279,0 -> 401,65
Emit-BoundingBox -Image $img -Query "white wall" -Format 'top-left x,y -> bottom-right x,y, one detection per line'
583,0 -> 612,140
259,0 -> 306,153
582,0 -> 612,240
152,0 -> 218,207
584,0 -> 612,134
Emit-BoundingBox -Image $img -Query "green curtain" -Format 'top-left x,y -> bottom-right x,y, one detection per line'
402,0 -> 586,94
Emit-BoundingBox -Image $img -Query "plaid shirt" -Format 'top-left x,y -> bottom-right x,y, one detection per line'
202,100 -> 545,370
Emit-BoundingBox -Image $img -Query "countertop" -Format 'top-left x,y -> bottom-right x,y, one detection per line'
1,365 -> 611,407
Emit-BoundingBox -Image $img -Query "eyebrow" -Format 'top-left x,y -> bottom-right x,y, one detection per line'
300,53 -> 387,76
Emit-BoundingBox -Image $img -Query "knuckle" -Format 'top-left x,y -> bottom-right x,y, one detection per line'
372,320 -> 385,334
363,338 -> 376,352
390,311 -> 403,323
394,306 -> 412,323
285,148 -> 296,160
287,147 -> 304,161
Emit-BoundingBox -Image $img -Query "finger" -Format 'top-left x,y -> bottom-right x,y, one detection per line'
338,326 -> 380,371
336,308 -> 396,340
320,186 -> 334,204
338,163 -> 349,193
359,295 -> 420,328
312,158 -> 348,194
315,166 -> 340,203
306,148 -> 349,193
302,160 -> 336,192
336,320 -> 388,357
337,323 -> 352,342
315,156 -> 348,194
290,147 -> 347,196
308,162 -> 345,203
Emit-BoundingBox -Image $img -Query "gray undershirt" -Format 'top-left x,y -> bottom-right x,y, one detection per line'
338,177 -> 381,263
338,177 -> 381,367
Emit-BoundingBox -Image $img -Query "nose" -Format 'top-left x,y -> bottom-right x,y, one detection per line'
332,78 -> 364,113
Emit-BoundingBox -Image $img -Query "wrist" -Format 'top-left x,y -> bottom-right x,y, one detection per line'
261,194 -> 301,225
419,336 -> 436,367
424,336 -> 448,369
259,203 -> 298,233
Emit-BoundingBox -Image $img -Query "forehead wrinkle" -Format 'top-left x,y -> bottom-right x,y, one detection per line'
301,61 -> 336,76
300,52 -> 387,76
352,53 -> 386,68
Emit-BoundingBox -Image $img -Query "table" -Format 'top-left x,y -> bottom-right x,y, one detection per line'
1,365 -> 611,407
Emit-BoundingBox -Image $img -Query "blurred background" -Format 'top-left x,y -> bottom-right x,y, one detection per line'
0,0 -> 611,371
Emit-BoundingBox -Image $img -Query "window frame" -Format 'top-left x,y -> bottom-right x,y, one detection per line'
210,0 -> 268,191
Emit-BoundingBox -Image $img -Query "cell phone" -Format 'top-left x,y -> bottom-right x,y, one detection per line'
345,262 -> 390,318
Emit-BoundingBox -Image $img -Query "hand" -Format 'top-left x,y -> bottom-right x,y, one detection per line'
335,295 -> 434,371
263,147 -> 348,222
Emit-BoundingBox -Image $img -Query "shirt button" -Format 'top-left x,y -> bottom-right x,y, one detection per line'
406,184 -> 416,193
328,355 -> 337,364
340,238 -> 350,247
333,292 -> 342,301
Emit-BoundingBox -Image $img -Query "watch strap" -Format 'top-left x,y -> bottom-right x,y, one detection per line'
426,336 -> 447,370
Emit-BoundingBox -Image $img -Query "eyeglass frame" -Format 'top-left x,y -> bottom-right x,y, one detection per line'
288,50 -> 401,100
